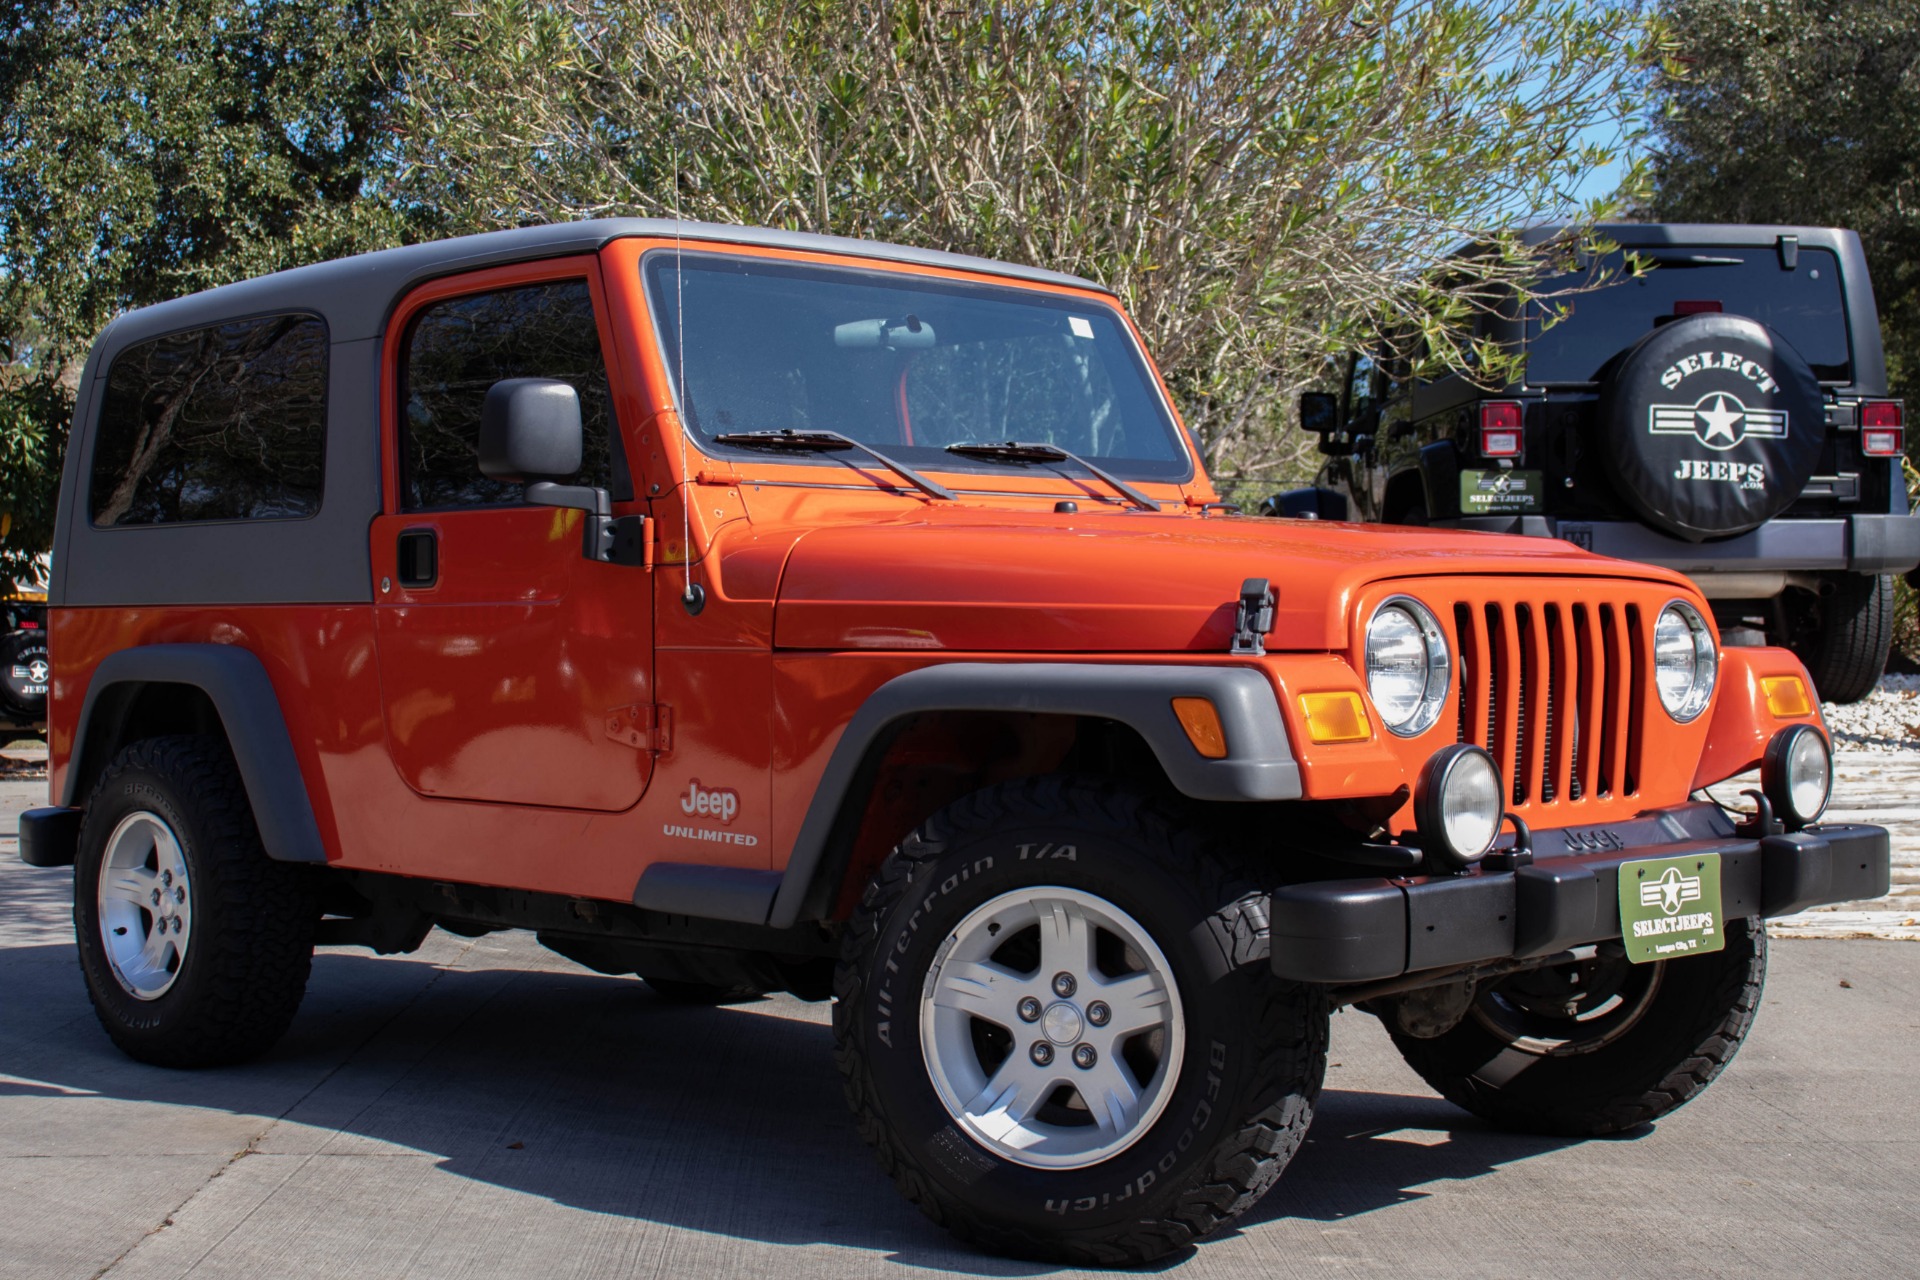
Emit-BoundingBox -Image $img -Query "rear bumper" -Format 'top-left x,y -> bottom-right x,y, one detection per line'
1269,812 -> 1890,985
1440,513 -> 1920,577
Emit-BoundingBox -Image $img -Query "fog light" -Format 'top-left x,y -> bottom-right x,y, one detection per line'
1414,744 -> 1504,870
1762,723 -> 1830,829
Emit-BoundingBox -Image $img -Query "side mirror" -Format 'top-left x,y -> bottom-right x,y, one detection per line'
1298,391 -> 1340,436
478,377 -> 646,566
480,378 -> 584,484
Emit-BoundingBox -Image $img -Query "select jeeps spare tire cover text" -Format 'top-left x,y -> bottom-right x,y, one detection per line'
1596,313 -> 1825,542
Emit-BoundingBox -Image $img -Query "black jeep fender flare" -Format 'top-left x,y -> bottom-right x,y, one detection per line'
61,643 -> 327,864
634,662 -> 1302,927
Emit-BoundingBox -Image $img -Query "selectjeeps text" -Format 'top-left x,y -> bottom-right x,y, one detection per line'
19,221 -> 1892,1265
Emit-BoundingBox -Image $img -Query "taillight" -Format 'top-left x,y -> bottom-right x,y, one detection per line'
1479,401 -> 1523,458
1861,400 -> 1904,457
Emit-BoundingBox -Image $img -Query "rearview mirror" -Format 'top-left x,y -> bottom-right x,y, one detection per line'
1298,391 -> 1340,435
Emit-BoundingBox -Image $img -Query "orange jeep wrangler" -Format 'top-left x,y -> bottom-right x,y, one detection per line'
19,221 -> 1891,1265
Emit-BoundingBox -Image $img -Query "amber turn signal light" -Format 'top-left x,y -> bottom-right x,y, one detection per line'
1762,675 -> 1813,718
1297,691 -> 1371,743
1171,697 -> 1229,759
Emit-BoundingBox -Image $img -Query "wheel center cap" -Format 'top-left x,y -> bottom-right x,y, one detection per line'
1042,1002 -> 1084,1045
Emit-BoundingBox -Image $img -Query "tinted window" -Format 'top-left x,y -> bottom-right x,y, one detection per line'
90,315 -> 328,526
1526,248 -> 1851,384
644,253 -> 1190,480
400,281 -> 616,509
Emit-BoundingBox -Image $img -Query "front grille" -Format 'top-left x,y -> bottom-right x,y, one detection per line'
1451,596 -> 1645,808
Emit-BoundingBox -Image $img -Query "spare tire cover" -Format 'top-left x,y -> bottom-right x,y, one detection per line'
1596,313 -> 1825,542
0,631 -> 49,719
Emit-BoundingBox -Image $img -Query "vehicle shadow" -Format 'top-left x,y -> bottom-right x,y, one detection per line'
0,933 -> 1584,1272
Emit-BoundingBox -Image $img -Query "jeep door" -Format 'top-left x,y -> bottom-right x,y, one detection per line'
371,257 -> 656,811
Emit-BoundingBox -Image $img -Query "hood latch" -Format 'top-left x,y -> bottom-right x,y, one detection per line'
1230,578 -> 1275,656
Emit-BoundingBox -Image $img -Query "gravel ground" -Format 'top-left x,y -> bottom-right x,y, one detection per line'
1822,672 -> 1920,753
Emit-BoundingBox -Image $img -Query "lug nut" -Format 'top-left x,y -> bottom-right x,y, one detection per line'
1073,1044 -> 1097,1069
162,870 -> 172,887
1087,1001 -> 1111,1026
174,888 -> 186,904
1017,996 -> 1042,1022
151,889 -> 162,906
1052,972 -> 1077,998
1030,1042 -> 1054,1066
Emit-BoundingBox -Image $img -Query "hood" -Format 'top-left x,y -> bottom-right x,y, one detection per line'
770,510 -> 1688,652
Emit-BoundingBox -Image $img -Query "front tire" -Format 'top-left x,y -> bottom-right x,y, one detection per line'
74,736 -> 318,1067
834,777 -> 1327,1265
1386,919 -> 1766,1136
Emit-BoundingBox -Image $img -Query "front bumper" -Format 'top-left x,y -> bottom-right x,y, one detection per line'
1439,513 -> 1920,577
1269,803 -> 1891,984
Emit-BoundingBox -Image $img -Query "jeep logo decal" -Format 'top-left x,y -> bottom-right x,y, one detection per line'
679,779 -> 740,824
1650,392 -> 1788,451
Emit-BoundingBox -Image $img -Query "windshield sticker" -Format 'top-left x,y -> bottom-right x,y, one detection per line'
1069,316 -> 1095,340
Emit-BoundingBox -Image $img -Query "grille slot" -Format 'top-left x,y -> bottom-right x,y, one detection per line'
1450,589 -> 1642,810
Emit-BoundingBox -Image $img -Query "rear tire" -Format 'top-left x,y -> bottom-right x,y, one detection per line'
74,735 -> 318,1067
1787,572 -> 1892,704
834,776 -> 1327,1265
1386,920 -> 1766,1136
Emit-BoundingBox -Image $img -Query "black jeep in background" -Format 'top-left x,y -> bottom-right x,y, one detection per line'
1278,224 -> 1919,702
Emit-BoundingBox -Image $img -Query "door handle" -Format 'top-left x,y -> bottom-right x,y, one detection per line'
397,528 -> 438,589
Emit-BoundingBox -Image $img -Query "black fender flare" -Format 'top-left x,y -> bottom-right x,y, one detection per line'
635,662 -> 1301,927
64,643 -> 327,863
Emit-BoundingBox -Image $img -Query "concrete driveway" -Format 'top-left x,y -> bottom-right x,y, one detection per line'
4,755 -> 1918,1279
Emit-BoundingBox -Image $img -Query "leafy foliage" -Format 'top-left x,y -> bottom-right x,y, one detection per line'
1649,0 -> 1920,394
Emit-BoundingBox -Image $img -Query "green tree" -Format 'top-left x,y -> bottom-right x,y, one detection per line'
400,0 -> 1670,498
1649,0 -> 1920,391
0,0 -> 436,583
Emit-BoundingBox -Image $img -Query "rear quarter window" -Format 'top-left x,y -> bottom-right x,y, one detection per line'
1526,248 -> 1852,385
90,314 -> 329,527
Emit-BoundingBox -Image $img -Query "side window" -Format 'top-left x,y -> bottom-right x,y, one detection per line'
90,314 -> 328,527
399,280 -> 617,510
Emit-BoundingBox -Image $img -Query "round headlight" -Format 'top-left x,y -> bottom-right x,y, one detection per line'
1653,601 -> 1716,723
1414,744 -> 1505,870
1366,598 -> 1451,737
1762,723 -> 1831,828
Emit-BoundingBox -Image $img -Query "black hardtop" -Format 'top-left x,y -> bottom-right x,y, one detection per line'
89,219 -> 1112,354
1494,222 -> 1887,395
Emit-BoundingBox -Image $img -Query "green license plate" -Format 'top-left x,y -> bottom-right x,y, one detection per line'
1619,853 -> 1725,964
1459,468 -> 1543,513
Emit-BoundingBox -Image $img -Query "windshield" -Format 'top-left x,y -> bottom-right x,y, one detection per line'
1525,248 -> 1852,384
642,251 -> 1192,481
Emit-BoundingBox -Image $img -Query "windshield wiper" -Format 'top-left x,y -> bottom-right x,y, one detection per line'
710,429 -> 954,501
946,441 -> 1161,511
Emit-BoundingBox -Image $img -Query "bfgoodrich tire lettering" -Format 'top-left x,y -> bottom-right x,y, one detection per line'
74,735 -> 318,1067
834,776 -> 1327,1265
1386,919 -> 1766,1136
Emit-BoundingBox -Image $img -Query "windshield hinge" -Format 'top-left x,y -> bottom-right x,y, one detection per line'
1777,234 -> 1799,271
606,704 -> 673,753
1230,578 -> 1275,656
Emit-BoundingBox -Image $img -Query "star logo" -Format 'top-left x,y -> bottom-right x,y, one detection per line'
1639,866 -> 1703,916
1649,392 -> 1788,451
27,660 -> 48,684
